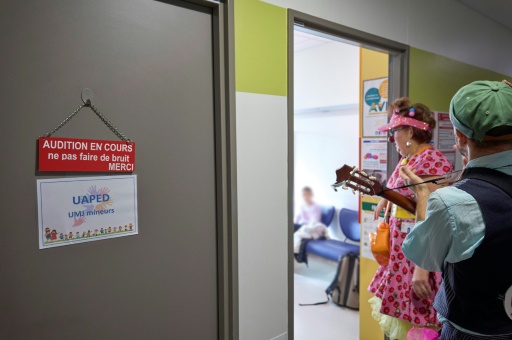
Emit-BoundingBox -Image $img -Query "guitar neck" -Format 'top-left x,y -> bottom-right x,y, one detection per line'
379,188 -> 416,215
333,164 -> 417,215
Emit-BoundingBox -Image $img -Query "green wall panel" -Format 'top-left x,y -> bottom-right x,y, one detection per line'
409,47 -> 510,111
235,0 -> 287,96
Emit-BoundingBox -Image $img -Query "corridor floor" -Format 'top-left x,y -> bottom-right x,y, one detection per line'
294,256 -> 359,340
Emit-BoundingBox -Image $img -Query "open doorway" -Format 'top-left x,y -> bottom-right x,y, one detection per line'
293,27 -> 362,340
288,12 -> 409,340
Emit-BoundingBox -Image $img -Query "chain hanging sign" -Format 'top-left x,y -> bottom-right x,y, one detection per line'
38,89 -> 135,172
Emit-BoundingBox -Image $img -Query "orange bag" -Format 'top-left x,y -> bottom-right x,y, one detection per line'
369,221 -> 390,266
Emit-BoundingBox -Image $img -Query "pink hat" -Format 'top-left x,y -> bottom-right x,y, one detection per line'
377,113 -> 432,132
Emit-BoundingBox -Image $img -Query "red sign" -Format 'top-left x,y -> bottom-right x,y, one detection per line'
38,137 -> 135,172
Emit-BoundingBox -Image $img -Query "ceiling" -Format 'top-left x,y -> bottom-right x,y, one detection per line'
459,0 -> 512,31
294,30 -> 333,52
295,1 -> 512,53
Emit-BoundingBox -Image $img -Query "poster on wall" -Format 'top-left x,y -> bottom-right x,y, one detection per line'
434,112 -> 456,166
362,77 -> 389,137
360,196 -> 384,260
361,138 -> 388,186
37,175 -> 138,249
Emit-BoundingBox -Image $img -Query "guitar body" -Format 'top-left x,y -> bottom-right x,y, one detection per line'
333,164 -> 417,214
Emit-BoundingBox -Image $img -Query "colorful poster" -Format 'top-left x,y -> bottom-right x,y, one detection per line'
361,138 -> 388,186
37,175 -> 138,249
360,196 -> 385,260
363,77 -> 389,137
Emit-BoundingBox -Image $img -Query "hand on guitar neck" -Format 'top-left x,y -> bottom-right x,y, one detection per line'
332,164 -> 417,215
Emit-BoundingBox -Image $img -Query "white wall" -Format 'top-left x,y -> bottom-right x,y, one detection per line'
294,110 -> 360,240
236,92 -> 288,340
294,35 -> 360,240
295,41 -> 360,111
263,0 -> 512,77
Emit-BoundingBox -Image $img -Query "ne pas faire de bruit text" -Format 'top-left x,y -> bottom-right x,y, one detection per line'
39,137 -> 136,172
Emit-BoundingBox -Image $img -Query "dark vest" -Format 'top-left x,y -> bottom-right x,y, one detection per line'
434,168 -> 512,335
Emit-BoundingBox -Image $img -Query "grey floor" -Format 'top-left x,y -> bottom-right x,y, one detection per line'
294,256 -> 360,340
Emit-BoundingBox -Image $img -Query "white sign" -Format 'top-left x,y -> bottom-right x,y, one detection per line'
360,138 -> 388,261
37,175 -> 138,249
363,77 -> 389,137
435,112 -> 456,166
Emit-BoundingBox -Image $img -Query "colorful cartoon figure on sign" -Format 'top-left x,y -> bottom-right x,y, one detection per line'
45,228 -> 51,242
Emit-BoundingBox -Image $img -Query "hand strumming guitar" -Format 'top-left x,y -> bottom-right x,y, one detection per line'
399,166 -> 430,224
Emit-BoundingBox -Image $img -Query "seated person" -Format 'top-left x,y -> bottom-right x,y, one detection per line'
294,186 -> 321,231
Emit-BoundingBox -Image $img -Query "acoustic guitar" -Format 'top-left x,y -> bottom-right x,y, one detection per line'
332,164 -> 416,214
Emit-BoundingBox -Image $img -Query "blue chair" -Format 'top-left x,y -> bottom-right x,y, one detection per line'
305,208 -> 360,262
338,208 -> 361,243
320,205 -> 335,226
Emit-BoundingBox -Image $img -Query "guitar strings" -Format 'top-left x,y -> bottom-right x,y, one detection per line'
381,176 -> 456,192
382,163 -> 512,192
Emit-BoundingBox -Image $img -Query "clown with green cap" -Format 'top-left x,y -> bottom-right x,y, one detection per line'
400,80 -> 512,339
451,80 -> 512,143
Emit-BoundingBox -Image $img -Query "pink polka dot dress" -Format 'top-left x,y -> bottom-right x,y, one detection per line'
368,146 -> 453,328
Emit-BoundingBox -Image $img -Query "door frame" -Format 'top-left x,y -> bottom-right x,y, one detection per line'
180,0 -> 237,339
287,10 -> 409,339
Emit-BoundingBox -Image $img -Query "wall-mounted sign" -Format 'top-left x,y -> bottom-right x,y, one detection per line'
433,112 -> 456,166
39,137 -> 135,172
37,175 -> 138,249
361,138 -> 388,186
362,77 -> 389,137
360,137 -> 388,261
